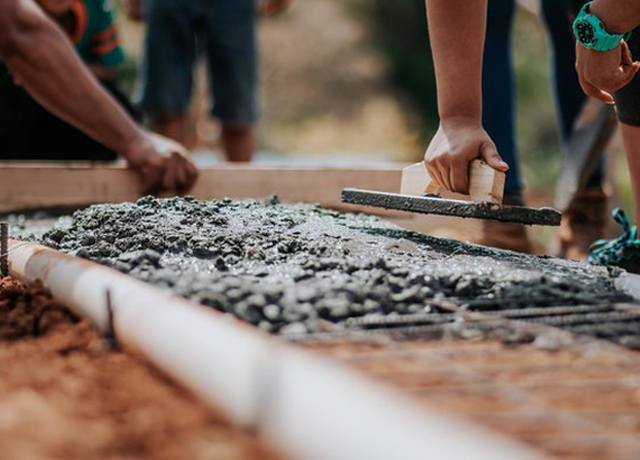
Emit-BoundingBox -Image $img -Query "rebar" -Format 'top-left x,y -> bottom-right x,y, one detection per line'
0,222 -> 7,277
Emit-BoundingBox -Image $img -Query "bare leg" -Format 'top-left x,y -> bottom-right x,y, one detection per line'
619,122 -> 640,222
222,125 -> 254,162
152,115 -> 189,146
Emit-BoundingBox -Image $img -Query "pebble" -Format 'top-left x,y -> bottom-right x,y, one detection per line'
38,196 -> 629,337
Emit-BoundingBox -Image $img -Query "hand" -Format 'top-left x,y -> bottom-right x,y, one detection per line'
259,0 -> 291,17
123,0 -> 144,21
424,117 -> 507,194
124,132 -> 198,195
575,40 -> 640,104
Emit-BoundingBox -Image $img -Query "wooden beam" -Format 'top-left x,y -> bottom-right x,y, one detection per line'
0,162 -> 404,214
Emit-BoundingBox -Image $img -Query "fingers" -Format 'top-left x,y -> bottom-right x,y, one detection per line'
140,164 -> 162,196
621,40 -> 633,67
425,155 -> 465,193
481,144 -> 508,173
162,152 -> 199,196
174,157 -> 188,195
618,43 -> 640,88
449,156 -> 469,195
435,161 -> 453,191
181,156 -> 199,194
576,41 -> 639,103
162,155 -> 179,192
424,160 -> 446,191
620,41 -> 640,78
580,79 -> 615,104
174,153 -> 198,195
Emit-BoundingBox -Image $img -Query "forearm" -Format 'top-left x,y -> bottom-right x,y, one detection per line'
590,0 -> 640,35
425,0 -> 487,122
0,0 -> 144,158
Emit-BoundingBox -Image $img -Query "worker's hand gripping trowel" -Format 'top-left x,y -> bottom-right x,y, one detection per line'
341,159 -> 562,226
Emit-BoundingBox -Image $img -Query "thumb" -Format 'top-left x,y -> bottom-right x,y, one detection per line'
621,40 -> 633,66
481,143 -> 509,172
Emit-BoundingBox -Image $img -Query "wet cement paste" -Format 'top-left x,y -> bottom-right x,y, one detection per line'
32,196 -> 629,334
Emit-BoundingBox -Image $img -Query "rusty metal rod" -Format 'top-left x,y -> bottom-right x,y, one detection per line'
0,222 -> 7,277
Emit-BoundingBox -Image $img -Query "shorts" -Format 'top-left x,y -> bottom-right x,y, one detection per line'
137,0 -> 257,127
614,28 -> 640,126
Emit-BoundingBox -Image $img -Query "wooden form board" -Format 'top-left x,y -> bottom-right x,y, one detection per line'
0,162 -> 404,214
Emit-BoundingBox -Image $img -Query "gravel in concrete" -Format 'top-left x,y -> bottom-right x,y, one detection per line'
34,196 -> 627,334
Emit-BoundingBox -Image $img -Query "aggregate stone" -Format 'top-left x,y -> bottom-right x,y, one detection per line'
38,196 -> 629,334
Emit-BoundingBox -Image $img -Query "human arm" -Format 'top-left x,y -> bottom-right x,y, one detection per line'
589,0 -> 640,34
0,0 -> 197,194
575,0 -> 640,103
423,0 -> 507,194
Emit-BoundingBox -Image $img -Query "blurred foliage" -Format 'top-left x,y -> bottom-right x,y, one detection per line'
354,0 -> 562,190
350,0 -> 438,140
512,7 -> 562,191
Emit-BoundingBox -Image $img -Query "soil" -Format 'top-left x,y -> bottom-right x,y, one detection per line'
0,276 -> 281,460
306,337 -> 640,459
35,196 -> 628,335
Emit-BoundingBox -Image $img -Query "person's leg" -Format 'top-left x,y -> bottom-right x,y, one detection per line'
153,115 -> 189,145
469,0 -> 534,253
541,0 -> 605,186
221,126 -> 254,162
482,0 -> 521,193
587,28 -> 640,272
619,123 -> 640,222
136,0 -> 198,146
615,29 -> 640,224
541,0 -> 608,260
541,0 -> 586,145
204,0 -> 258,162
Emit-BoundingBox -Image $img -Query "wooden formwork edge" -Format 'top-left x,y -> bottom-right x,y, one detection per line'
0,162 -> 408,217
6,239 -> 545,460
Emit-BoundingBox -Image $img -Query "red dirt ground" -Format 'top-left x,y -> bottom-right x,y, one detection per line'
307,338 -> 640,459
0,276 -> 281,460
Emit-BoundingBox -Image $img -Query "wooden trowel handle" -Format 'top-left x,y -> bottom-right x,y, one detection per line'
400,159 -> 505,204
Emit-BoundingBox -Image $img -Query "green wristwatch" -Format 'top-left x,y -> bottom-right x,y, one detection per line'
573,2 -> 632,51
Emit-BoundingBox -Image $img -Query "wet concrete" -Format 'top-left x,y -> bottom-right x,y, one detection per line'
31,196 -> 628,334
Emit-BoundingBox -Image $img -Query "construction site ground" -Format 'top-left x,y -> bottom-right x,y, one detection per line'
5,196 -> 640,458
0,276 -> 282,460
304,334 -> 640,460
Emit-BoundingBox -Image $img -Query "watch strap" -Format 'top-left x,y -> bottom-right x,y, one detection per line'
574,1 -> 632,52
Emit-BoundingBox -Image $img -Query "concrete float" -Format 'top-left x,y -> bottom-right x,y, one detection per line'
6,239 -> 546,460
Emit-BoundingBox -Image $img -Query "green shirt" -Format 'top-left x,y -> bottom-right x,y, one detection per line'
68,0 -> 125,68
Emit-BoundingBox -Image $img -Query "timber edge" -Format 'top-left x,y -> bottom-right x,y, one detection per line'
0,162 -> 405,215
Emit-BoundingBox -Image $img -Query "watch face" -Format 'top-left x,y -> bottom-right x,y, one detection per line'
576,21 -> 596,45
